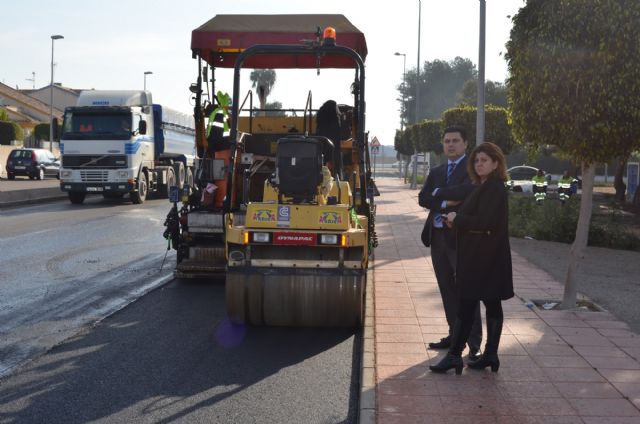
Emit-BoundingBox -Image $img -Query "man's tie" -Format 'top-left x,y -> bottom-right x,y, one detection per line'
434,162 -> 457,228
446,161 -> 456,183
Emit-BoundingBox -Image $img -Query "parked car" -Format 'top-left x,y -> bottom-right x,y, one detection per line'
506,165 -> 539,193
5,148 -> 60,180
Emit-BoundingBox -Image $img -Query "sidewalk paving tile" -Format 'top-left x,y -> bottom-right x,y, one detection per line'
370,178 -> 640,423
568,398 -> 640,417
553,382 -> 623,399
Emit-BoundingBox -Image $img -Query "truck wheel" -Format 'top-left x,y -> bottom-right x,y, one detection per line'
160,168 -> 176,198
131,172 -> 148,204
186,167 -> 194,188
173,162 -> 185,188
69,192 -> 86,204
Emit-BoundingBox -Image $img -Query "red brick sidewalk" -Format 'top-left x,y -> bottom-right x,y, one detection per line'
366,177 -> 640,423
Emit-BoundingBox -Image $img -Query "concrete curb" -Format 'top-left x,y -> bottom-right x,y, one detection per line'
359,261 -> 376,424
0,187 -> 66,208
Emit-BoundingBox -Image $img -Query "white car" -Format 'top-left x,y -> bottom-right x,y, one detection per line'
507,165 -> 539,193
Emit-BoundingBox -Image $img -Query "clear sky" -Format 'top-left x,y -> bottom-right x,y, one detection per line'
1,0 -> 524,148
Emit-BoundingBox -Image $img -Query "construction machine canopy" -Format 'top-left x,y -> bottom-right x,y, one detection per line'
191,14 -> 368,69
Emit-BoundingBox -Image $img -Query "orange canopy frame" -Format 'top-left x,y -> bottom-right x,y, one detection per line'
191,14 -> 368,69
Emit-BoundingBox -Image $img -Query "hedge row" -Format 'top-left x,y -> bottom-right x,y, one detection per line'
508,194 -> 640,251
0,121 -> 24,145
34,122 -> 62,141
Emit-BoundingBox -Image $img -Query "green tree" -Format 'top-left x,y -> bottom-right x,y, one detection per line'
506,0 -> 640,308
442,105 -> 514,154
249,69 -> 277,113
458,79 -> 508,108
399,57 -> 476,125
264,101 -> 285,117
0,108 -> 10,122
417,120 -> 443,156
394,129 -> 413,181
0,121 -> 23,145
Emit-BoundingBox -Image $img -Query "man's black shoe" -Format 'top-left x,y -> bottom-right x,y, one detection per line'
467,346 -> 482,362
428,336 -> 451,349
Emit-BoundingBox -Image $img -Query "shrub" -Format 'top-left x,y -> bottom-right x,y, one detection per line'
508,194 -> 640,251
0,121 -> 24,145
33,122 -> 61,141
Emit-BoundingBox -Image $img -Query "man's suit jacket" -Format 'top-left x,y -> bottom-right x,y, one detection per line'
418,157 -> 475,248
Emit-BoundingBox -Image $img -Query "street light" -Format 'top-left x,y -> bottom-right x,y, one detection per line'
476,0 -> 486,144
50,34 -> 63,152
395,52 -> 408,182
411,0 -> 422,189
144,71 -> 153,91
394,52 -> 407,131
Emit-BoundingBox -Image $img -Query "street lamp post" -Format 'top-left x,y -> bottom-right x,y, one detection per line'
394,52 -> 407,131
476,0 -> 486,144
144,71 -> 153,91
394,52 -> 407,182
411,0 -> 422,189
49,34 -> 63,152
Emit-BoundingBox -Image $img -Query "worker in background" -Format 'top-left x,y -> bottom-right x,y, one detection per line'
557,170 -> 577,204
532,169 -> 548,205
206,91 -> 232,151
205,91 -> 233,209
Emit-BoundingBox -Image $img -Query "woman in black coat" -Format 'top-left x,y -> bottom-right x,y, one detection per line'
429,142 -> 514,374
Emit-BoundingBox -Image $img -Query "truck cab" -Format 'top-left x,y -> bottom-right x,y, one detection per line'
59,90 -> 195,204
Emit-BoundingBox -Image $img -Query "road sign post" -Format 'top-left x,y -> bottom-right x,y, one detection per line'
371,137 -> 381,179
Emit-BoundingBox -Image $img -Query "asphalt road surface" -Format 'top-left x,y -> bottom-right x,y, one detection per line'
0,197 -> 360,423
0,196 -> 174,378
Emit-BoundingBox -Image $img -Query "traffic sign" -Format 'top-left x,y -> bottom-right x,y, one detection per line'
371,136 -> 381,148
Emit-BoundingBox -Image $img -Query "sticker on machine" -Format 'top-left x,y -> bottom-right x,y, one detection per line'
252,209 -> 276,222
277,205 -> 290,227
319,211 -> 343,225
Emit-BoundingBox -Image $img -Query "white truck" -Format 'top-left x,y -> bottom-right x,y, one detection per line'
59,90 -> 195,204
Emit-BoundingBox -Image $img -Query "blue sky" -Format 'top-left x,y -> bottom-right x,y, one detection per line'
1,0 -> 524,147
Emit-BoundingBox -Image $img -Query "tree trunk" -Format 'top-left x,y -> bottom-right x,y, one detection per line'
561,162 -> 595,309
613,157 -> 627,203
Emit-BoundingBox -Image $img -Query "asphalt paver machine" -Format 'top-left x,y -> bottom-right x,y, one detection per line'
167,14 -> 377,326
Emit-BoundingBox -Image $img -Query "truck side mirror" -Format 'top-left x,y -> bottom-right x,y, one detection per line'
139,120 -> 147,135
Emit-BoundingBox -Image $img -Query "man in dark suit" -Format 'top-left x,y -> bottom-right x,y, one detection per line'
418,125 -> 482,359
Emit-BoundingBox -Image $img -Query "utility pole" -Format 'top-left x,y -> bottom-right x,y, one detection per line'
50,34 -> 64,152
144,71 -> 153,91
476,0 -> 486,145
412,0 -> 421,189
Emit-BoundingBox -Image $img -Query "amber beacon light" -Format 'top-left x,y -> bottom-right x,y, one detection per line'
322,27 -> 336,45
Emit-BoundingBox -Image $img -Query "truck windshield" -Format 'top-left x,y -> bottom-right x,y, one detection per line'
61,112 -> 132,140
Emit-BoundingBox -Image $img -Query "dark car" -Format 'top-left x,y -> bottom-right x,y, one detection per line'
5,148 -> 60,180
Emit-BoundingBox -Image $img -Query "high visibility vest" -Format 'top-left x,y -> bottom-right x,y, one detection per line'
532,175 -> 547,187
206,107 -> 229,138
558,177 -> 573,190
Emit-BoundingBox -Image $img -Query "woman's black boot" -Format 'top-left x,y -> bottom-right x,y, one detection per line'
468,317 -> 503,372
430,320 -> 471,375
429,353 -> 463,375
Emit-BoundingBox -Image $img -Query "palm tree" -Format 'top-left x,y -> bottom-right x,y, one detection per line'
249,69 -> 276,114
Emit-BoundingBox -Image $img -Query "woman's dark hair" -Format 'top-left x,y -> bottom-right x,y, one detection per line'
467,141 -> 508,184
